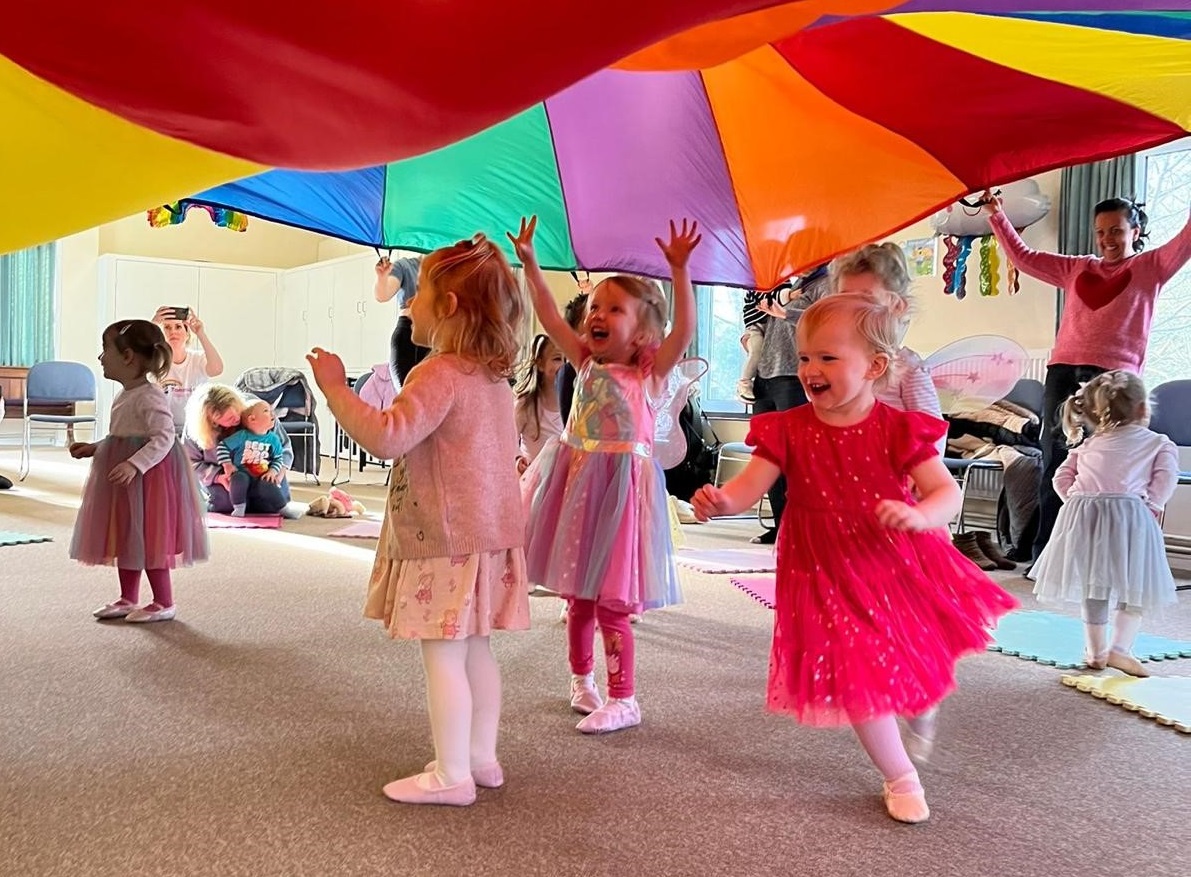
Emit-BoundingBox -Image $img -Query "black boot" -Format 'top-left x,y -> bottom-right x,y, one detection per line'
952,533 -> 997,571
974,531 -> 1017,570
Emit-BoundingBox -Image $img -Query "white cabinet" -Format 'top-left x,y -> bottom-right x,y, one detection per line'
276,270 -> 311,370
97,255 -> 280,428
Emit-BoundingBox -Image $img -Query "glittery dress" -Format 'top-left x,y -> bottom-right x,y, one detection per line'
521,356 -> 681,612
749,403 -> 1017,727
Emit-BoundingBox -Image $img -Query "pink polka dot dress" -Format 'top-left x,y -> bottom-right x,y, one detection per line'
749,403 -> 1018,728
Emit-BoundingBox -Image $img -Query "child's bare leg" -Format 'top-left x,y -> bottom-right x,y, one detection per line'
1106,605 -> 1148,677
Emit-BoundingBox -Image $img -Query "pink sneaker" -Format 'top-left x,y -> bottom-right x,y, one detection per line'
570,674 -> 604,715
576,697 -> 641,734
382,771 -> 476,806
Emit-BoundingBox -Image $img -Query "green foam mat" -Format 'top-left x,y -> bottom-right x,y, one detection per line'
1061,674 -> 1191,734
0,531 -> 52,546
990,610 -> 1191,669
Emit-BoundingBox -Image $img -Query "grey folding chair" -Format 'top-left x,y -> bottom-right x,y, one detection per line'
20,361 -> 98,481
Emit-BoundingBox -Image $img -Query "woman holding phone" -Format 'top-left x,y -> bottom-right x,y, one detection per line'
152,305 -> 225,432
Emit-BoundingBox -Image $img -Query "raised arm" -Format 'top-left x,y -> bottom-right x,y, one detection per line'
1152,206 -> 1191,285
982,190 -> 1080,289
374,259 -> 401,303
508,217 -> 585,366
308,347 -> 453,461
653,219 -> 701,378
188,312 -> 224,377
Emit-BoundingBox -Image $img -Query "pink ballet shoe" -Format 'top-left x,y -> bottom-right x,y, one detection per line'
125,603 -> 176,623
882,772 -> 930,824
903,707 -> 939,765
93,600 -> 136,620
382,771 -> 476,806
1084,651 -> 1109,671
423,760 -> 504,789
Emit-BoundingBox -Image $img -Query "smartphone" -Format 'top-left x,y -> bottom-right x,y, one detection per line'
172,306 -> 190,321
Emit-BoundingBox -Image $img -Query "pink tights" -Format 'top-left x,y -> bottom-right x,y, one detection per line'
118,568 -> 174,608
566,599 -> 635,699
852,715 -> 916,782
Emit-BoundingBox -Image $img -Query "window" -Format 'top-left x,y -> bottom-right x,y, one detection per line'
1140,139 -> 1191,387
694,284 -> 749,415
0,242 -> 57,366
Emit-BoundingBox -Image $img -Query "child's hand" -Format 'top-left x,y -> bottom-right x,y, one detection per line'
507,216 -> 538,265
690,484 -> 732,521
874,499 -> 929,531
656,219 -> 701,269
69,442 -> 95,459
306,347 -> 347,392
516,455 -> 530,476
262,469 -> 282,485
980,189 -> 1003,216
374,257 -> 392,279
108,461 -> 138,485
215,472 -> 231,490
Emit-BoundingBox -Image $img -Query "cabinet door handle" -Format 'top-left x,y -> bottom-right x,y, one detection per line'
301,310 -> 307,323
328,307 -> 334,319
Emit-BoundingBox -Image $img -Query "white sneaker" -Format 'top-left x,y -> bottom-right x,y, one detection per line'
736,378 -> 756,403
570,674 -> 604,715
576,697 -> 641,734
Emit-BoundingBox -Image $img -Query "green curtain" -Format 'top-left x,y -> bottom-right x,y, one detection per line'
0,242 -> 57,367
1058,155 -> 1137,256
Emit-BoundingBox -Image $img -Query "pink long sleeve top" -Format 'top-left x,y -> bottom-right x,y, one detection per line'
989,209 -> 1191,372
1054,424 -> 1178,512
323,353 -> 525,559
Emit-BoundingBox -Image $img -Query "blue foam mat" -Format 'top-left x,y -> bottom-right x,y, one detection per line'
0,531 -> 52,546
990,610 -> 1191,669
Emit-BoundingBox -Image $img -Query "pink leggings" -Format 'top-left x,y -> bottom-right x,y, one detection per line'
567,600 -> 635,699
118,568 -> 174,608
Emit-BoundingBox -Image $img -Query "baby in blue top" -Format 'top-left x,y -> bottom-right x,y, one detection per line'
216,401 -> 286,517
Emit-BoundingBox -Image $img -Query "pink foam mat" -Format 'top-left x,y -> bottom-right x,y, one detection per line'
730,573 -> 776,609
674,547 -> 777,574
207,513 -> 282,529
328,519 -> 383,539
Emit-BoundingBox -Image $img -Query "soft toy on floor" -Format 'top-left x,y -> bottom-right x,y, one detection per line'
307,487 -> 366,518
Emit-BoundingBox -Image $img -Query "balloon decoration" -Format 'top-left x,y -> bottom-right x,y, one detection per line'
932,179 -> 1053,299
147,203 -> 249,232
1,3 -> 1188,285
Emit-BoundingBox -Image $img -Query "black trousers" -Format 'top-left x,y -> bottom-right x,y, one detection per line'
1030,363 -> 1106,562
751,374 -> 808,531
389,315 -> 431,387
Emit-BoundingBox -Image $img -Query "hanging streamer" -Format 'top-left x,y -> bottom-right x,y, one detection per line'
941,236 -> 959,296
978,235 -> 994,296
950,236 -> 973,300
147,201 -> 248,231
984,235 -> 1001,296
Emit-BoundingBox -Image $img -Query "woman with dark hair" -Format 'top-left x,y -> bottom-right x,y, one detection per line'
985,190 -> 1191,566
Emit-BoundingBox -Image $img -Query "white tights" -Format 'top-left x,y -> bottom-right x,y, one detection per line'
421,637 -> 503,786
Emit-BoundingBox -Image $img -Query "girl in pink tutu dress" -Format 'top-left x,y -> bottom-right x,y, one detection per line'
510,216 -> 701,736
71,320 -> 208,623
308,235 -> 529,808
692,294 -> 1017,824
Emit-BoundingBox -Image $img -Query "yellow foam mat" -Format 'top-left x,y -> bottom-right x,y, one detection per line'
1060,674 -> 1191,734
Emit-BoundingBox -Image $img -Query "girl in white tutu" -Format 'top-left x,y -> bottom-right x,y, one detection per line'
71,320 -> 209,622
1031,370 -> 1178,675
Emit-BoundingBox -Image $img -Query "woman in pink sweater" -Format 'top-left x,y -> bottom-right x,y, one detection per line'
308,234 -> 529,808
984,191 -> 1191,568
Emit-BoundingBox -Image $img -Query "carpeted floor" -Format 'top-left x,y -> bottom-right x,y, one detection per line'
1,448 -> 1188,877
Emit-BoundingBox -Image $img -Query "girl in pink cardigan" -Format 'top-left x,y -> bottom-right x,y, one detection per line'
308,235 -> 529,808
984,191 -> 1191,568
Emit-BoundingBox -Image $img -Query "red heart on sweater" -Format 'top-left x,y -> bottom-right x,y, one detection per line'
1074,268 -> 1132,310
